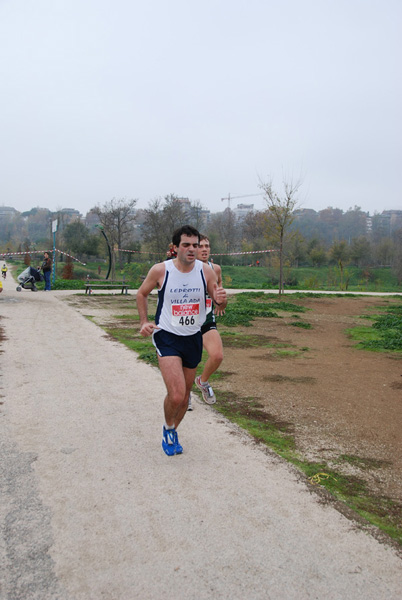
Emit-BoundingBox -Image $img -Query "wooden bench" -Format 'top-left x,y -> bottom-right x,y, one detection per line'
85,280 -> 129,295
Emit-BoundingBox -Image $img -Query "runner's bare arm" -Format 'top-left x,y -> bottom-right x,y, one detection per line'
136,263 -> 165,336
212,264 -> 225,313
214,263 -> 222,287
203,264 -> 227,312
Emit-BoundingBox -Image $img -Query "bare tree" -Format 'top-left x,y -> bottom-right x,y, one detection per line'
142,195 -> 202,256
207,208 -> 239,255
189,200 -> 207,232
93,198 -> 137,268
162,194 -> 189,235
329,240 -> 350,290
259,176 -> 302,295
142,198 -> 170,255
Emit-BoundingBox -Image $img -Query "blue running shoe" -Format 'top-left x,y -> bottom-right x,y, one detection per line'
162,426 -> 183,456
174,430 -> 183,454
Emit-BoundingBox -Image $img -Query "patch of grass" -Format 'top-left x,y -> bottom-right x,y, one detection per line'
219,311 -> 255,327
274,349 -> 301,358
348,304 -> 402,352
235,291 -> 266,299
214,392 -> 296,455
219,294 -> 280,327
263,374 -> 316,384
268,301 -> 306,313
347,325 -> 379,343
290,321 -> 313,329
219,293 -> 309,328
336,454 -> 391,470
213,390 -> 402,545
236,293 -> 307,312
220,332 -> 284,349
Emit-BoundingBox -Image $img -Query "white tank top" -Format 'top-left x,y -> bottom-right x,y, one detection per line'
155,259 -> 207,336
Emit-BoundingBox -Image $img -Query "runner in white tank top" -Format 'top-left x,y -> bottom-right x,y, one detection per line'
154,258 -> 207,336
136,225 -> 227,456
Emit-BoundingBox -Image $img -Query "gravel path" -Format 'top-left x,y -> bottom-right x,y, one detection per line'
1,275 -> 401,599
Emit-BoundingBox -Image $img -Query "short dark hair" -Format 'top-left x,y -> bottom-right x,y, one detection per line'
172,225 -> 200,247
199,234 -> 209,242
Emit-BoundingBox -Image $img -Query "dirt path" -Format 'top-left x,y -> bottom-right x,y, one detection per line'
1,277 -> 401,599
218,295 -> 402,501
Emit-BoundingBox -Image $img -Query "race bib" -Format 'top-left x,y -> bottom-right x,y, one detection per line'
171,303 -> 200,327
206,298 -> 212,314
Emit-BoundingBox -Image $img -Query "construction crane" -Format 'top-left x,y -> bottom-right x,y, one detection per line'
221,192 -> 262,209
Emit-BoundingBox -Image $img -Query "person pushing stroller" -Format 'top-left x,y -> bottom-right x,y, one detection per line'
41,252 -> 52,291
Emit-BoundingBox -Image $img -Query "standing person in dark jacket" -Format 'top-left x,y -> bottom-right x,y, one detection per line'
42,252 -> 52,291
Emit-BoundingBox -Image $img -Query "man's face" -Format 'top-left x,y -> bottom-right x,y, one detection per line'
197,239 -> 210,262
175,235 -> 199,264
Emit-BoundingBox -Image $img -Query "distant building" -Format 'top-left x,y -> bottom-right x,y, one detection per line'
175,197 -> 211,227
0,206 -> 18,218
85,209 -> 101,229
176,197 -> 191,208
375,210 -> 402,235
199,208 -> 211,225
383,210 -> 402,232
233,203 -> 254,221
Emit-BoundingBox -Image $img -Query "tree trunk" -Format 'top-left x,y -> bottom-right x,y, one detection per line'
279,232 -> 284,297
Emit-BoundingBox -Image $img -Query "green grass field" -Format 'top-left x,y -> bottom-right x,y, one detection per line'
7,258 -> 402,293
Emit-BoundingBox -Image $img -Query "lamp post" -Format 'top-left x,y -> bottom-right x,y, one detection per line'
95,224 -> 112,280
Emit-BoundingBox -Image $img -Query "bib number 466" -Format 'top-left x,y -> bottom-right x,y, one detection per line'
179,315 -> 195,326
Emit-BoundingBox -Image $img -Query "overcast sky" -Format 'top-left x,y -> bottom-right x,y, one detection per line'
1,0 -> 400,217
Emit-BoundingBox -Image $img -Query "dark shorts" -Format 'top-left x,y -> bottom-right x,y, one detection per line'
201,321 -> 217,335
153,329 -> 203,369
201,306 -> 217,335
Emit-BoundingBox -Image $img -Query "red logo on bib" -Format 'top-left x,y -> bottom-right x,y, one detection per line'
172,303 -> 200,316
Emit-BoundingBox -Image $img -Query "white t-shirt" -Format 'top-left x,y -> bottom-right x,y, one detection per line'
155,259 -> 207,336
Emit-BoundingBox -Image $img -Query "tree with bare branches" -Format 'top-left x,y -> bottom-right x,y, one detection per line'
142,195 -> 208,256
93,198 -> 137,268
259,177 -> 302,295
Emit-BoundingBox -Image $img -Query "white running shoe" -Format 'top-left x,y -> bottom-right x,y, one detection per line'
195,376 -> 216,405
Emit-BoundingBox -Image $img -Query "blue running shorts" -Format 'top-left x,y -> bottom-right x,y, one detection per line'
153,329 -> 203,369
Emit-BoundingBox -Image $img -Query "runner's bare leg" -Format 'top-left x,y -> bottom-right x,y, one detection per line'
199,329 -> 223,382
158,356 -> 197,428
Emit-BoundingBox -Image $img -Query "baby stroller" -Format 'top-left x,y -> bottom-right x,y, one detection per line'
16,266 -> 44,292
